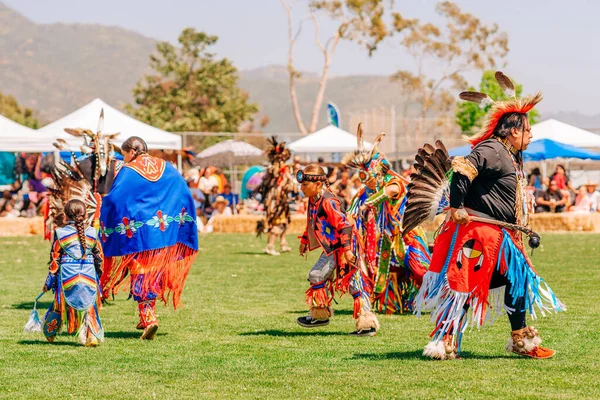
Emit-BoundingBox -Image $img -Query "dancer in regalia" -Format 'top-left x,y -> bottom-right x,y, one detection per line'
256,137 -> 296,256
296,164 -> 379,336
343,124 -> 430,315
99,137 -> 198,340
42,199 -> 104,347
406,71 -> 565,359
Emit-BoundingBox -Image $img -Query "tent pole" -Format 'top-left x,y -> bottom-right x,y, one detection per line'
177,153 -> 182,173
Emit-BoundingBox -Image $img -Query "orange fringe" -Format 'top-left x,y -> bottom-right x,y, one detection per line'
101,243 -> 197,309
305,281 -> 332,308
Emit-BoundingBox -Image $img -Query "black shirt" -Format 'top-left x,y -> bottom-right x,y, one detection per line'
450,139 -> 519,224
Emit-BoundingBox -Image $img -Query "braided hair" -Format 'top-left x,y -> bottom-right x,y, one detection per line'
64,199 -> 88,254
121,136 -> 148,162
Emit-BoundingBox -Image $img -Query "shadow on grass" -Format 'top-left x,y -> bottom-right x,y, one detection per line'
103,331 -> 168,339
240,329 -> 348,337
12,301 -> 53,310
18,339 -> 80,347
288,309 -> 354,316
351,350 -> 514,361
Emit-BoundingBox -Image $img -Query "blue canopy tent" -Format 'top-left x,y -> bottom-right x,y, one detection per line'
448,139 -> 600,161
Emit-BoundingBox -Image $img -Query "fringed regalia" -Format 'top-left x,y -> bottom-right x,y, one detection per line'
297,169 -> 379,334
256,137 -> 295,255
406,71 -> 565,359
99,154 -> 198,329
44,224 -> 104,345
343,124 -> 430,315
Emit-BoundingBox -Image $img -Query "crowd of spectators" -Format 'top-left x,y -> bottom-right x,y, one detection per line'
0,153 -> 52,219
531,165 -> 600,214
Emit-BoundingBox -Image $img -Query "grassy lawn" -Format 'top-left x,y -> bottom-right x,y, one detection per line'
0,233 -> 599,399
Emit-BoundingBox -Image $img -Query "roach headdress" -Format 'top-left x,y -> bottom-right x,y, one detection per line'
460,71 -> 542,147
341,123 -> 388,182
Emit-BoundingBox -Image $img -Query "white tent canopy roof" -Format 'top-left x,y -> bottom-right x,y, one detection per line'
288,125 -> 372,153
532,118 -> 600,148
38,98 -> 182,150
0,114 -> 55,152
197,140 -> 263,158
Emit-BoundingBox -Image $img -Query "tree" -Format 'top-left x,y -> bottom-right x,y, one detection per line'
391,2 -> 509,136
0,92 -> 39,128
127,28 -> 259,147
455,70 -> 540,134
281,0 -> 394,134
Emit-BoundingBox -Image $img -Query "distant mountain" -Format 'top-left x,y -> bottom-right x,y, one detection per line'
10,2 -> 592,137
0,3 -> 424,134
0,2 -> 156,122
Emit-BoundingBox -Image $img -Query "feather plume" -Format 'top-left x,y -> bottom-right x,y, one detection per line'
368,132 -> 385,158
495,71 -> 516,98
357,123 -> 364,151
403,141 -> 451,235
97,109 -> 104,135
459,91 -> 494,108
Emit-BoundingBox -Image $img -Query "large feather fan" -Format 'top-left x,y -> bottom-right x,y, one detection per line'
402,140 -> 452,235
46,160 -> 98,236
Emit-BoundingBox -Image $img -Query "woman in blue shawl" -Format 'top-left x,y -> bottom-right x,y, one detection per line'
99,137 -> 198,340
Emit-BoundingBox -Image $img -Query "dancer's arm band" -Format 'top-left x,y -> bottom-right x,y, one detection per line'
365,188 -> 389,207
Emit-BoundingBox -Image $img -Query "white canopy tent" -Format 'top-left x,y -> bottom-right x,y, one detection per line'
38,98 -> 182,150
0,114 -> 54,152
532,119 -> 600,148
196,139 -> 265,168
288,125 -> 372,153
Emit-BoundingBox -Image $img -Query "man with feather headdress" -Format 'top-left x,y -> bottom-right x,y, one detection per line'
342,124 -> 431,315
406,72 -> 565,359
256,137 -> 296,256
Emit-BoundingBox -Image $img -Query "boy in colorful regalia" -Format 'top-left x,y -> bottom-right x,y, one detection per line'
42,199 -> 104,347
343,124 -> 430,315
99,137 -> 198,340
296,164 -> 379,336
408,72 -> 565,359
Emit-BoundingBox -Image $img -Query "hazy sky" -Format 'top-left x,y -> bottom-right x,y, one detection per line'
4,0 -> 600,115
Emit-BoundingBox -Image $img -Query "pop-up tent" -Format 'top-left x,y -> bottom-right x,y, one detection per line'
0,114 -> 54,152
448,138 -> 600,161
38,98 -> 182,150
532,119 -> 600,148
288,125 -> 372,153
196,140 -> 265,168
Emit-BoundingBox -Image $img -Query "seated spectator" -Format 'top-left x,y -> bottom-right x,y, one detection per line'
0,198 -> 19,218
584,183 -> 600,212
204,185 -> 220,215
528,167 -> 543,190
187,176 -> 206,214
569,185 -> 593,213
551,165 -> 571,190
210,196 -> 233,219
220,183 -> 239,212
536,180 -> 567,213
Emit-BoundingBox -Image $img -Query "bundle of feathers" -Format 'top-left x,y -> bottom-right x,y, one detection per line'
46,160 -> 98,234
402,140 -> 452,235
341,123 -> 385,171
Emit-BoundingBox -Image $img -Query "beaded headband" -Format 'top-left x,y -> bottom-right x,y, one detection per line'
296,169 -> 327,184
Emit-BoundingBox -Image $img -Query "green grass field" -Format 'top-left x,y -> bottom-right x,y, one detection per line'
1,233 -> 599,399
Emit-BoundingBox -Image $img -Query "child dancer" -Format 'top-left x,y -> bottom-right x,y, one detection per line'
42,199 -> 104,346
296,164 -> 379,336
